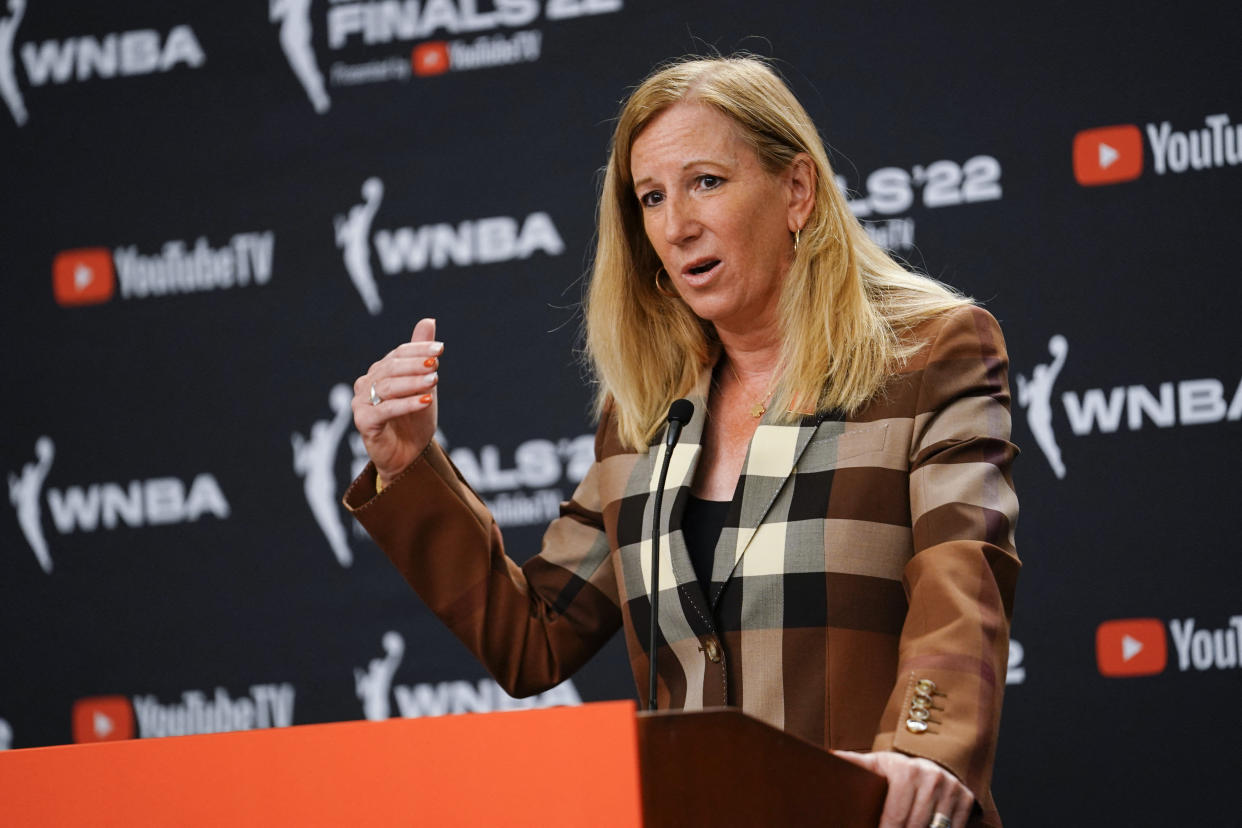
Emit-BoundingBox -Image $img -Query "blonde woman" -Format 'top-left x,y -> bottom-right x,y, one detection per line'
348,56 -> 1019,828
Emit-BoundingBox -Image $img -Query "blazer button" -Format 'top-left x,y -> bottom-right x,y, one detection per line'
915,678 -> 938,694
704,639 -> 721,663
905,719 -> 929,734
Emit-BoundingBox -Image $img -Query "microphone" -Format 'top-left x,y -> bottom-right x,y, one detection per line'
648,398 -> 694,711
664,398 -> 693,447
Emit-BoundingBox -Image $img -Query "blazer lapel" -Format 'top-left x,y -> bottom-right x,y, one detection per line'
710,397 -> 823,608
649,371 -> 712,611
638,367 -> 822,621
618,370 -> 717,638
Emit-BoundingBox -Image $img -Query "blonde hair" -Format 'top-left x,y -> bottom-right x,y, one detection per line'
584,55 -> 969,449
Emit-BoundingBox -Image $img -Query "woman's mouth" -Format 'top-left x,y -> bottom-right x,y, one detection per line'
682,259 -> 721,284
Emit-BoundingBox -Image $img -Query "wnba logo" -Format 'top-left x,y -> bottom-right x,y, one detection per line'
270,0 -> 329,113
7,436 -> 231,575
291,383 -> 359,567
0,6 -> 205,128
1016,335 -> 1242,479
334,176 -> 565,316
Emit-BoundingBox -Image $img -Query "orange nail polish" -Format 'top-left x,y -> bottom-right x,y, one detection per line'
420,394 -> 433,404
423,357 -> 438,368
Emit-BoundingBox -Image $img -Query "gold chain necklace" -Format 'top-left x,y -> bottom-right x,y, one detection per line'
727,359 -> 774,418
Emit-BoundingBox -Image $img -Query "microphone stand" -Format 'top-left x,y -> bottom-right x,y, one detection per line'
648,399 -> 693,711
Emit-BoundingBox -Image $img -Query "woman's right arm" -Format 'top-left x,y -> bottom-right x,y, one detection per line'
344,320 -> 623,696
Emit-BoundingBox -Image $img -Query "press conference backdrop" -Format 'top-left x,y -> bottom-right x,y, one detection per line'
2,1 -> 1238,823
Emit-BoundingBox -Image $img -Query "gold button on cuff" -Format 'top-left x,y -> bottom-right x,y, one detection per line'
905,719 -> 929,734
908,707 -> 930,722
915,678 -> 938,694
911,692 -> 933,709
704,639 -> 721,663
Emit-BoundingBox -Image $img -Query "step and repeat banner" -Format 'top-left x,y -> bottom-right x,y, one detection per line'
2,1 -> 1238,823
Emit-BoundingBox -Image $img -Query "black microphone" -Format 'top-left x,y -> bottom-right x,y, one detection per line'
648,398 -> 694,711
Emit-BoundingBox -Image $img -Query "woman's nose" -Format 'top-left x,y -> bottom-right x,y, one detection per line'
662,195 -> 700,246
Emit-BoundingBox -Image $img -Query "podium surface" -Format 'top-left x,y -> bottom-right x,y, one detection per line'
0,701 -> 884,826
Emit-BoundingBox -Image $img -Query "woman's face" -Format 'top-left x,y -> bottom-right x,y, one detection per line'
629,101 -> 804,337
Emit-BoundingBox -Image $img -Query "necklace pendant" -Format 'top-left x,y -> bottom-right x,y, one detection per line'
750,402 -> 766,418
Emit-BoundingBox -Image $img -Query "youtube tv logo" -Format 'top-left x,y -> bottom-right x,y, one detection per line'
1096,618 -> 1167,677
53,248 -> 115,306
72,696 -> 134,743
412,42 -> 450,76
1073,124 -> 1144,186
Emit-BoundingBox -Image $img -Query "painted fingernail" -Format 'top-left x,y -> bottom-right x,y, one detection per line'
423,357 -> 438,368
419,394 -> 433,404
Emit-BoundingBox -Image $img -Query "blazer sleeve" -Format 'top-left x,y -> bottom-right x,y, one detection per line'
342,412 -> 623,697
869,305 -> 1021,799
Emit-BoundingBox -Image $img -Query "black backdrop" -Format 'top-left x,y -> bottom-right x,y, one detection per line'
3,2 -> 1240,824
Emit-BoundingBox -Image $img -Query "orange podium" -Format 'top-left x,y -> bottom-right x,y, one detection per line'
0,702 -> 885,826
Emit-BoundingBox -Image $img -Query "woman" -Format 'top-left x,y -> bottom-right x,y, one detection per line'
346,56 -> 1019,828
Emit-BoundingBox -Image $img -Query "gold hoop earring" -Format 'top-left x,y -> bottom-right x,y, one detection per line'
793,228 -> 801,253
654,267 -> 677,298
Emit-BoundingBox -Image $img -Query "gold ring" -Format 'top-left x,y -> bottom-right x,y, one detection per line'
929,813 -> 952,828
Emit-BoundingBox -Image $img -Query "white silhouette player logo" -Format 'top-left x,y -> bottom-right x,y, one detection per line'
292,384 -> 355,567
356,631 -> 405,721
270,0 -> 329,113
1017,335 -> 1068,479
0,0 -> 27,126
9,436 -> 54,573
335,177 -> 384,315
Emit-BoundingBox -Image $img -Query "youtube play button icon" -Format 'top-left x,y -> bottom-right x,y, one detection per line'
1096,618 -> 1168,677
1073,124 -> 1144,186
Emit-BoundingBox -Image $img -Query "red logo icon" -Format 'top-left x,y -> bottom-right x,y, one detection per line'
53,248 -> 115,306
412,42 -> 450,76
72,696 -> 135,742
1073,124 -> 1144,186
1096,618 -> 1167,677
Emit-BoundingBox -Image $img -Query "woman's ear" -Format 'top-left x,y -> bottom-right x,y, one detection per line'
786,153 -> 817,232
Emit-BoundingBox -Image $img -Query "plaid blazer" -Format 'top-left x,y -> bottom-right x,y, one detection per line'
346,304 -> 1019,825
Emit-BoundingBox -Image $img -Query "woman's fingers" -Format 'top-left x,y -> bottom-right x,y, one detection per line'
877,759 -> 917,828
369,372 -> 438,403
381,355 -> 441,379
349,318 -> 442,484
408,316 -> 436,347
368,349 -> 442,383
832,751 -> 972,828
904,766 -> 947,828
391,339 -> 444,359
355,338 -> 443,417
835,751 -> 914,827
352,383 -> 436,427
951,789 -> 974,828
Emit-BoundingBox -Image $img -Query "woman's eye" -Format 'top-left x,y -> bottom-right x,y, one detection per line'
698,175 -> 723,189
639,191 -> 664,207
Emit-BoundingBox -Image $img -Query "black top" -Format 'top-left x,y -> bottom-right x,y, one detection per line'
682,495 -> 730,592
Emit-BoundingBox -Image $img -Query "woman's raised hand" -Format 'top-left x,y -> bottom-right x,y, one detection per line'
352,317 -> 442,485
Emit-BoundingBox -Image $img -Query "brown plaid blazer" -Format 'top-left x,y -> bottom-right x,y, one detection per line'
346,304 -> 1019,825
